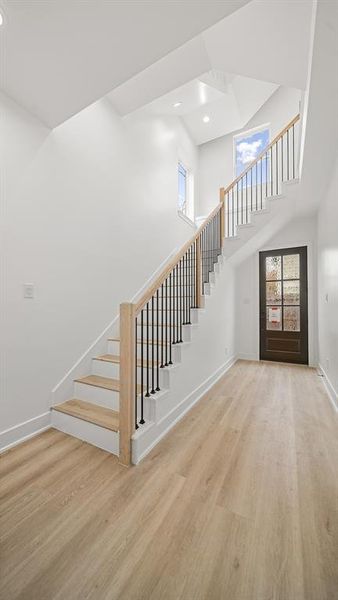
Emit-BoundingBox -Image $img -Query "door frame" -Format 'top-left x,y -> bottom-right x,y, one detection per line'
259,245 -> 309,364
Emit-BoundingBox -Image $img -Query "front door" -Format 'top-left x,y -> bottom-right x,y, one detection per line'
259,246 -> 308,364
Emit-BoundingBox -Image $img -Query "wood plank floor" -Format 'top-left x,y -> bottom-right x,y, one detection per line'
1,360 -> 337,600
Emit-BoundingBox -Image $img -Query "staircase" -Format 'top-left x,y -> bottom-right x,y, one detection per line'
51,114 -> 301,465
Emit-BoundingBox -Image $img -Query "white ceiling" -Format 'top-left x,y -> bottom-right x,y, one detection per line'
0,0 -> 249,128
142,72 -> 278,145
107,0 -> 313,145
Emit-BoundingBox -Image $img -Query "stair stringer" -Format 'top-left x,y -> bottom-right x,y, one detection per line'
224,179 -> 300,265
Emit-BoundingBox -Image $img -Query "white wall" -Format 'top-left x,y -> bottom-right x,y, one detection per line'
0,91 -> 199,439
197,86 -> 302,215
235,215 -> 318,366
317,153 -> 338,407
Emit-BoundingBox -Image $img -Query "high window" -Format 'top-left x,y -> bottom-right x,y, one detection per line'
178,161 -> 194,223
234,126 -> 269,181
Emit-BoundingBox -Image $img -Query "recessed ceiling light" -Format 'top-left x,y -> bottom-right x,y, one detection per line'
173,102 -> 182,108
203,115 -> 210,123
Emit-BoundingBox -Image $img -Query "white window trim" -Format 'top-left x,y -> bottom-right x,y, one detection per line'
233,122 -> 271,179
177,159 -> 195,225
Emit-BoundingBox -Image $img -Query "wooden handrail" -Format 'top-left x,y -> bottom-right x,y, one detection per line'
134,201 -> 224,315
223,113 -> 300,195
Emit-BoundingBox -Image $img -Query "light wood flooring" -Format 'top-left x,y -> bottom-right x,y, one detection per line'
1,360 -> 337,600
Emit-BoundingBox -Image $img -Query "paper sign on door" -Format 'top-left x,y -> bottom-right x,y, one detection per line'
268,306 -> 281,324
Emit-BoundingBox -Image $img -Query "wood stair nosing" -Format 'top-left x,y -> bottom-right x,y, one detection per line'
94,354 -> 159,368
74,374 -> 144,394
74,374 -> 120,392
108,337 -> 168,346
52,398 -> 119,432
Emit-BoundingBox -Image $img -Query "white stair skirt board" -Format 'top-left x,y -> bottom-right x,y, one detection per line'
73,381 -> 119,411
51,410 -> 119,455
132,357 -> 236,464
318,364 -> 338,412
0,412 -> 51,453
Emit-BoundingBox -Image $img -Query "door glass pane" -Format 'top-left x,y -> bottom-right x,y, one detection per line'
283,254 -> 299,279
266,256 -> 281,280
266,281 -> 282,304
266,306 -> 282,330
283,280 -> 300,305
283,306 -> 300,331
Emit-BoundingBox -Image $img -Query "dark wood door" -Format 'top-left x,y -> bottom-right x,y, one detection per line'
259,246 -> 308,364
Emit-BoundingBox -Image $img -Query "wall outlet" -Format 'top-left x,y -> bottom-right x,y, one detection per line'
23,283 -> 35,299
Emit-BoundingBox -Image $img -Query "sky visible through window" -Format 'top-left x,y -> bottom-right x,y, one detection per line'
235,128 -> 269,187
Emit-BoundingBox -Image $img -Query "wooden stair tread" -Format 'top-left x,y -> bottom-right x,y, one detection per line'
74,375 -> 120,391
95,354 -> 159,367
52,399 -> 119,432
74,374 -> 144,393
108,337 -> 167,345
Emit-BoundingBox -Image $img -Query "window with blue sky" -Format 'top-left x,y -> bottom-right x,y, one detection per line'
234,127 -> 269,185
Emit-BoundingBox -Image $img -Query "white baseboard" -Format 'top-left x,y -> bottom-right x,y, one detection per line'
0,412 -> 52,454
132,356 -> 237,464
318,364 -> 338,412
236,353 -> 259,361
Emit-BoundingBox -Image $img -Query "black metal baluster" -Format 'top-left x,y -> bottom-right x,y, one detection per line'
156,289 -> 160,390
232,188 -> 234,237
176,264 -> 179,343
260,158 -> 263,209
226,193 -> 229,237
169,272 -> 173,364
165,277 -> 168,366
265,152 -> 268,198
281,135 -> 284,182
245,173 -> 248,221
193,240 -> 196,307
172,266 -> 176,345
287,128 -> 289,180
151,296 -> 155,394
135,317 -> 138,429
145,302 -> 150,398
241,178 -> 243,224
188,246 -> 192,323
211,217 -> 214,269
255,162 -> 258,210
185,252 -> 188,322
160,284 -> 164,367
250,168 -> 253,211
270,146 -> 273,196
180,259 -> 183,342
292,124 -> 295,178
276,140 -> 279,196
183,255 -> 186,323
140,309 -> 145,424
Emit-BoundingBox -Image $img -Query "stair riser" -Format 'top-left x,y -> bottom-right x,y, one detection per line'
92,359 -> 174,386
136,324 -> 192,342
134,310 -> 200,326
107,339 -> 183,360
74,381 -> 119,411
52,410 -> 119,456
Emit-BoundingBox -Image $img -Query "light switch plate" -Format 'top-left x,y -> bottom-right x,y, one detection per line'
23,283 -> 35,299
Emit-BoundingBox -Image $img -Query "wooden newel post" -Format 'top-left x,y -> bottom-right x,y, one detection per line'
196,235 -> 202,309
119,302 -> 136,467
219,187 -> 225,246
